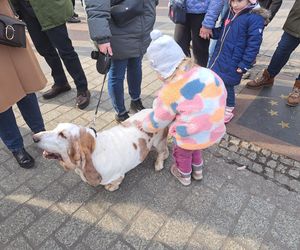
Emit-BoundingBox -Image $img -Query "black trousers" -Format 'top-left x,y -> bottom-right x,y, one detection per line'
174,13 -> 210,67
18,3 -> 88,91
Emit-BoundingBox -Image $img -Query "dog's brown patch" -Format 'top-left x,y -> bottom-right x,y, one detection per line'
78,129 -> 102,186
138,138 -> 150,161
133,143 -> 137,150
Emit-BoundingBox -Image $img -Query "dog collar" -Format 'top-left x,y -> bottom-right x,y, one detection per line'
89,127 -> 97,138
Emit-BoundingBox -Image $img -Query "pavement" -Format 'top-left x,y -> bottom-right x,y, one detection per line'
0,0 -> 300,249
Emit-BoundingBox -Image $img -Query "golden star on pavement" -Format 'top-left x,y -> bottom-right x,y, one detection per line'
269,100 -> 278,106
277,121 -> 289,129
280,94 -> 288,99
268,109 -> 278,116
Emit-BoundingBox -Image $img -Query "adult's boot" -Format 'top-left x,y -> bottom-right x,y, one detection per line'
246,69 -> 274,89
287,79 -> 300,107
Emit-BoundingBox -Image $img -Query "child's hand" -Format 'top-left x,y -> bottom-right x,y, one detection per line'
199,27 -> 212,40
236,68 -> 243,74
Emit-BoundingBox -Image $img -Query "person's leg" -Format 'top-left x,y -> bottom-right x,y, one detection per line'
17,94 -> 45,133
192,150 -> 203,180
45,24 -> 88,92
190,13 -> 210,66
171,144 -> 192,186
108,59 -> 128,116
268,32 -> 300,77
18,5 -> 68,86
0,108 -> 23,152
225,85 -> 235,123
127,56 -> 145,113
174,15 -> 192,58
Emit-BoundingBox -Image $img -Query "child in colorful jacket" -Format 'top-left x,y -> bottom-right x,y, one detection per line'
208,0 -> 270,123
142,30 -> 227,186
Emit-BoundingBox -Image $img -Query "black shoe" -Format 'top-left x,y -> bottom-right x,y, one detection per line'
43,84 -> 71,99
12,148 -> 35,169
130,99 -> 145,113
73,12 -> 79,18
67,16 -> 81,23
115,112 -> 129,123
76,90 -> 91,110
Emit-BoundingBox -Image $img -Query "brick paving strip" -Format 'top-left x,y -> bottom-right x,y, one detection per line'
0,0 -> 300,249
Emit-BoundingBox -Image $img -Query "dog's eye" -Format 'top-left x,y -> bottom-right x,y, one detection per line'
59,132 -> 67,139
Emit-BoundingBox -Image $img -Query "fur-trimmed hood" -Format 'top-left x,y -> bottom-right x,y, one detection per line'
251,7 -> 271,24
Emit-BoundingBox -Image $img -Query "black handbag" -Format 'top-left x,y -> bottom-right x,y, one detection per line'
111,0 -> 144,27
169,0 -> 186,25
0,14 -> 26,48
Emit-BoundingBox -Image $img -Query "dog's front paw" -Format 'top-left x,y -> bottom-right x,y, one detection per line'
104,184 -> 120,192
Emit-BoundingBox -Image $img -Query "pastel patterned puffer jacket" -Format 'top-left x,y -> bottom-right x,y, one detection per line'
142,62 -> 227,150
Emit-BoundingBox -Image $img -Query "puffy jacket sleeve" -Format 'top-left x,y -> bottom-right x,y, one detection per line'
84,0 -> 111,44
238,14 -> 264,72
142,91 -> 176,133
202,0 -> 223,29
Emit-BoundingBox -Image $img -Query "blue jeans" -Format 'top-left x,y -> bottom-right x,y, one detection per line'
268,32 -> 300,79
18,3 -> 88,91
108,57 -> 142,115
225,85 -> 235,107
0,94 -> 45,152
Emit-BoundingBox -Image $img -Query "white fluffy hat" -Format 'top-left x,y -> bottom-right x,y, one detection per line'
146,30 -> 185,79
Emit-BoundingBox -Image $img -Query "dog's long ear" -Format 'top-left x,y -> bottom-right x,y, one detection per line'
79,129 -> 102,187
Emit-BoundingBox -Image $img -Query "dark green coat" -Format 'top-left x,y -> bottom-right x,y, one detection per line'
11,0 -> 73,31
283,0 -> 300,38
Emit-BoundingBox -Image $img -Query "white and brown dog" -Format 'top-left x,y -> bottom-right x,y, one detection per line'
33,109 -> 169,191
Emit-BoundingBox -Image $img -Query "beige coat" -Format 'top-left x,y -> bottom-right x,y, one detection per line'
0,0 -> 46,113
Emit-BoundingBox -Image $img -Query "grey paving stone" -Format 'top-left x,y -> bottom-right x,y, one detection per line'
248,196 -> 276,218
258,156 -> 267,164
0,150 -> 10,164
55,207 -> 97,247
279,156 -> 293,166
182,185 -> 217,221
24,206 -> 67,247
57,182 -> 97,215
202,172 -> 226,191
261,149 -> 271,157
0,185 -> 33,217
223,239 -> 246,250
124,208 -> 165,249
83,192 -> 113,219
288,169 -> 300,179
267,160 -> 277,169
0,207 -> 35,244
247,152 -> 257,161
156,210 -> 197,250
111,240 -> 134,250
289,180 -> 300,192
58,171 -> 82,189
271,209 -> 300,250
150,183 -> 188,216
0,164 -> 10,182
260,240 -> 285,250
148,241 -> 172,250
26,164 -> 63,192
270,154 -> 279,160
276,164 -> 287,174
26,181 -> 67,215
265,168 -> 274,179
188,208 -> 235,250
215,183 -> 249,216
274,173 -> 289,186
249,163 -> 263,173
238,148 -> 248,156
83,212 -> 126,250
0,170 -> 35,193
4,236 -> 33,250
111,188 -> 152,222
39,238 -> 63,250
232,208 -> 270,249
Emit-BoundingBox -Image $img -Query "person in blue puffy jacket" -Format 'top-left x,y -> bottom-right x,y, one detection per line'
208,0 -> 270,123
173,0 -> 224,67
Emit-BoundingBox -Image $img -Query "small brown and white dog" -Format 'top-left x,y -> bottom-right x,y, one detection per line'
33,109 -> 169,191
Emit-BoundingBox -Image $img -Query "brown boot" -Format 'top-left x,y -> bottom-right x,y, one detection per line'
246,69 -> 274,89
287,80 -> 300,107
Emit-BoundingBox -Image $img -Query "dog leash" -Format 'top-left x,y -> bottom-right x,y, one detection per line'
89,52 -> 111,132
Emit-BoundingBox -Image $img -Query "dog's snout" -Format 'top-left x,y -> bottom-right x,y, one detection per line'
32,135 -> 40,143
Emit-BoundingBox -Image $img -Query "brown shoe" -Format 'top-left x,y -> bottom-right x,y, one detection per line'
287,80 -> 300,107
76,90 -> 90,110
246,69 -> 274,89
43,84 -> 71,99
